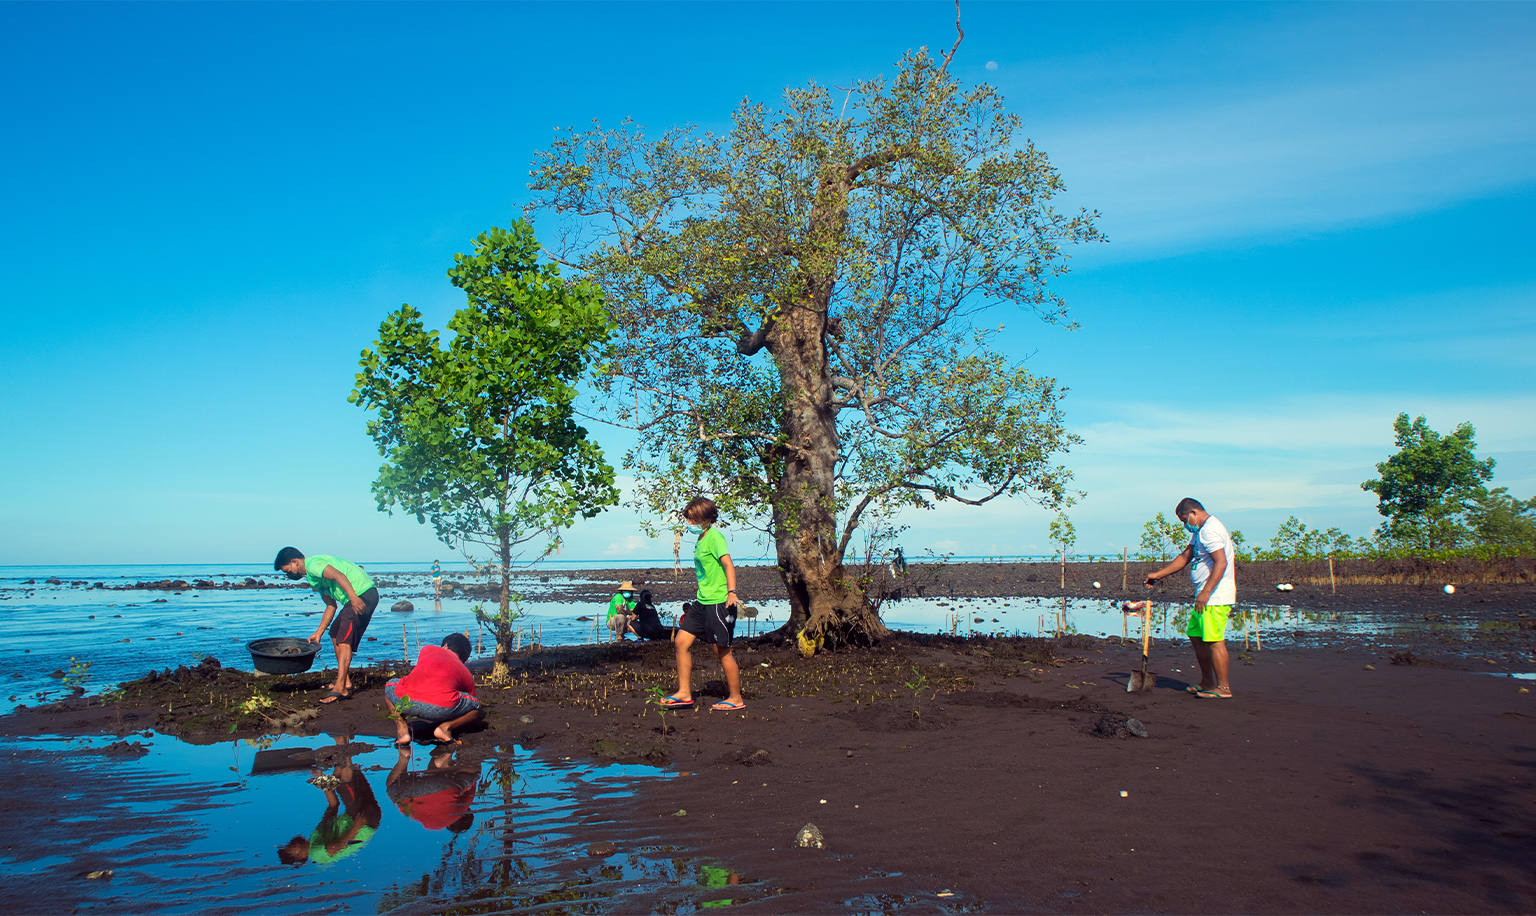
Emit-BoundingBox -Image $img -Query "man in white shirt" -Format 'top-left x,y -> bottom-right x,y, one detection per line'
1145,498 -> 1237,699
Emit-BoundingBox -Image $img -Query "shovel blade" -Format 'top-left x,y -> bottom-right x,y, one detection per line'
1126,664 -> 1153,693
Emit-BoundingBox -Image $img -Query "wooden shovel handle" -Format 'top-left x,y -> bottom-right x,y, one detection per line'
1141,604 -> 1152,655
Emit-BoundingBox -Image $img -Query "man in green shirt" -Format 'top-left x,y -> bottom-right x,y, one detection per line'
274,546 -> 380,703
607,581 -> 638,640
662,497 -> 746,712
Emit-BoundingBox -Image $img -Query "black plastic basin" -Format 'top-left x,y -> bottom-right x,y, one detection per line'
247,637 -> 321,675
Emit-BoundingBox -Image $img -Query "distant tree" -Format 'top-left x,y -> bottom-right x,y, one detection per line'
1467,488 -> 1536,555
1048,511 -> 1077,558
1262,515 -> 1358,560
351,221 -> 619,682
1361,413 -> 1494,552
1138,513 -> 1186,562
527,34 -> 1100,643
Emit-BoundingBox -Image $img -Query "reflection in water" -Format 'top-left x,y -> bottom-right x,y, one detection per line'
387,746 -> 478,833
277,739 -> 381,866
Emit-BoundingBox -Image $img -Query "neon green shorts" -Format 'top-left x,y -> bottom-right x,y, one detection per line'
1187,605 -> 1231,642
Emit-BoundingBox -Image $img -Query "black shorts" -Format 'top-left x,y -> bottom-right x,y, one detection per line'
329,587 -> 379,650
678,600 -> 736,647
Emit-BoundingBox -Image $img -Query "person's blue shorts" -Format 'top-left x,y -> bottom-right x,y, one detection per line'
385,680 -> 481,722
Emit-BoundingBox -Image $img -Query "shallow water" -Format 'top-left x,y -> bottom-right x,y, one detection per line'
0,731 -> 764,914
3,563 -> 1512,714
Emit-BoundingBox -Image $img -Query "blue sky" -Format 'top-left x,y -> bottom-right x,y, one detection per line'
2,2 -> 1532,565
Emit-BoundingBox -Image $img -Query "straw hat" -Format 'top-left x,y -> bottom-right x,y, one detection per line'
618,581 -> 637,592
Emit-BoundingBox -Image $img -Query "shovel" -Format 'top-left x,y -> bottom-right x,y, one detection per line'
1123,600 -> 1154,693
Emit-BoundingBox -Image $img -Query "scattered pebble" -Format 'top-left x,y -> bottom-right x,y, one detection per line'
1092,581 -> 1101,589
819,799 -> 826,804
1120,791 -> 1129,797
1443,584 -> 1456,595
586,841 -> 616,857
1364,665 -> 1376,670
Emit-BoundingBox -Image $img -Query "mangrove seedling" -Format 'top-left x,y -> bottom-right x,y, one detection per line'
905,668 -> 929,719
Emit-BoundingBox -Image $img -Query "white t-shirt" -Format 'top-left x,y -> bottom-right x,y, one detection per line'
1188,515 -> 1237,606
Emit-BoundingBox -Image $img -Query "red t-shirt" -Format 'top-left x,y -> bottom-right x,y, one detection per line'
395,644 -> 476,708
395,786 -> 474,831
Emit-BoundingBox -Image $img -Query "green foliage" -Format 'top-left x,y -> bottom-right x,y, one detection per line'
1257,515 -> 1360,560
352,221 -> 619,675
1467,487 -> 1536,554
1138,512 -> 1186,561
1362,413 -> 1494,551
645,685 -> 674,736
1047,511 -> 1077,556
904,667 -> 928,718
62,657 -> 91,691
527,42 -> 1099,634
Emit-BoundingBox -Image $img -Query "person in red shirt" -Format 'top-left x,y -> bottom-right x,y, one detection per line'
384,633 -> 483,746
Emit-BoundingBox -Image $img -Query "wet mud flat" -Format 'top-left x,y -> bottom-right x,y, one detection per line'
3,583 -> 1535,913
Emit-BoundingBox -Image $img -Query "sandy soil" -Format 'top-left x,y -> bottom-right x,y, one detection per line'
4,572 -> 1535,913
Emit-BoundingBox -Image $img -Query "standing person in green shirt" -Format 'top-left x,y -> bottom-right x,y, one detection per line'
662,497 -> 746,712
274,546 -> 380,703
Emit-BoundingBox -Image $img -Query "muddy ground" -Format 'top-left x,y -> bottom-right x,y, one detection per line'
4,573 -> 1536,913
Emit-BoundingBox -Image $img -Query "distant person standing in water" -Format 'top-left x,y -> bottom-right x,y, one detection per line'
662,497 -> 746,712
431,559 -> 442,598
1144,498 -> 1237,699
274,547 -> 379,704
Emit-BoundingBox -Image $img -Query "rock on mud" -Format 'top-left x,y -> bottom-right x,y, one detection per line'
391,600 -> 414,613
795,823 -> 825,849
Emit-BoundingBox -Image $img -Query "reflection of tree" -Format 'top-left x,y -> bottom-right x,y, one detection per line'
375,751 -> 526,913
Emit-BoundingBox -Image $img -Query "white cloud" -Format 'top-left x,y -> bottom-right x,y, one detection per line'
1034,49 -> 1536,256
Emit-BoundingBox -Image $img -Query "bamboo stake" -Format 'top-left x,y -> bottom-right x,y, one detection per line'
1060,546 -> 1066,588
402,623 -> 409,662
1122,548 -> 1128,590
1329,556 -> 1336,594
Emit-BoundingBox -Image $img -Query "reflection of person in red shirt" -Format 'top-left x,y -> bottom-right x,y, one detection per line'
386,746 -> 478,833
384,634 -> 483,746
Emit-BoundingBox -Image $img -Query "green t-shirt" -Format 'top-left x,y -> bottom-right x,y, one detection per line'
308,817 -> 375,865
607,592 -> 635,621
693,528 -> 730,603
305,555 -> 375,605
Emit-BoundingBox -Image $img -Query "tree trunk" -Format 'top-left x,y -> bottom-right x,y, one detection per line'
490,527 -> 514,683
768,206 -> 888,645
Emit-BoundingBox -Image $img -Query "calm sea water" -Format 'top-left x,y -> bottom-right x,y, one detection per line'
0,561 -> 1407,716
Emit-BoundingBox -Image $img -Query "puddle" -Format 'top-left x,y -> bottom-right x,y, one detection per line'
0,731 -> 762,914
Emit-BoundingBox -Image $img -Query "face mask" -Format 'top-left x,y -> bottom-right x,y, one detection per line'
1183,521 -> 1199,534
284,569 -> 304,581
686,524 -> 704,536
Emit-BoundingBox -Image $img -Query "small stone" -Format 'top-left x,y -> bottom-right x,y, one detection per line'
86,870 -> 114,880
48,670 -> 64,679
1124,718 -> 1148,738
1364,664 -> 1376,671
519,715 -> 534,724
586,841 -> 617,856
391,600 -> 415,613
795,823 -> 825,849
1119,791 -> 1129,797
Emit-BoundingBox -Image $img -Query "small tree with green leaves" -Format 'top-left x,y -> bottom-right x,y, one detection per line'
1362,413 -> 1494,552
352,220 -> 619,682
1138,512 -> 1186,561
1048,511 -> 1077,559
